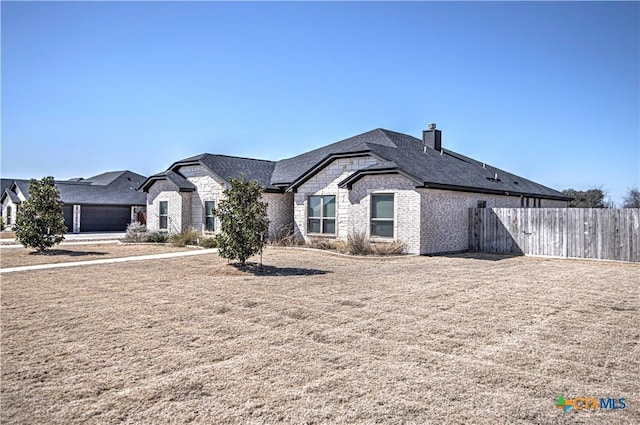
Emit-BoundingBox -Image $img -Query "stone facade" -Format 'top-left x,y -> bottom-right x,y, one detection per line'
179,165 -> 227,233
146,159 -> 568,254
349,174 -> 422,253
263,192 -> 294,239
418,189 -> 568,254
293,156 -> 381,239
290,157 -> 568,254
146,180 -> 192,233
1,197 -> 17,228
146,165 -> 293,238
1,187 -> 26,229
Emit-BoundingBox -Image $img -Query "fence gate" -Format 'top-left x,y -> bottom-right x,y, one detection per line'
469,208 -> 640,262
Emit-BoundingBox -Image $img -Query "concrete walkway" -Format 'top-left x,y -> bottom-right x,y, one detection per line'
0,248 -> 217,274
1,240 -> 120,249
0,232 -> 126,245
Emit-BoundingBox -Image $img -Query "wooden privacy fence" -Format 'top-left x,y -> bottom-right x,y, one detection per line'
469,208 -> 640,262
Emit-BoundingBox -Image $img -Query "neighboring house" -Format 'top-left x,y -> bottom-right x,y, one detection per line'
1,171 -> 147,232
141,125 -> 570,255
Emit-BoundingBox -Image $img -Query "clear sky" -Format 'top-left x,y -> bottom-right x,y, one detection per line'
2,1 -> 638,205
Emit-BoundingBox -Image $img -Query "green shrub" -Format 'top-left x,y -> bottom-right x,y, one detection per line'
14,177 -> 66,252
168,228 -> 201,247
145,231 -> 169,243
215,176 -> 269,265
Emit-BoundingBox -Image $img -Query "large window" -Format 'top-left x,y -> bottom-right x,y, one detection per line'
204,201 -> 215,232
159,201 -> 168,230
307,195 -> 336,234
371,194 -> 394,238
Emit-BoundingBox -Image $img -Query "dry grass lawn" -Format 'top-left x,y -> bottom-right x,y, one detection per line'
0,243 -> 193,268
1,248 -> 638,424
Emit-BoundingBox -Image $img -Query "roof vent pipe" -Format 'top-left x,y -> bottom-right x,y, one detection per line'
422,123 -> 442,152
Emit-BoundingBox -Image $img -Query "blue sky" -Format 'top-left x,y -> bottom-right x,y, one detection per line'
2,1 -> 638,205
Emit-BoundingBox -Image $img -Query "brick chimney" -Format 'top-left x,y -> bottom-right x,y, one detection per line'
423,123 -> 441,151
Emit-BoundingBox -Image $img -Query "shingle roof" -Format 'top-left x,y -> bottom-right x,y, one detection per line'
271,129 -> 394,185
141,171 -> 197,192
275,128 -> 569,200
83,170 -> 132,186
142,127 -> 569,200
141,154 -> 278,192
1,171 -> 147,206
2,188 -> 20,203
198,154 -> 277,190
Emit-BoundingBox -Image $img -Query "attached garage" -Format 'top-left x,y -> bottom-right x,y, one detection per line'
80,205 -> 132,232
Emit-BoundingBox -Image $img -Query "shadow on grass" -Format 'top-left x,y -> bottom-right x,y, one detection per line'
231,262 -> 330,276
431,251 -> 523,262
29,250 -> 108,257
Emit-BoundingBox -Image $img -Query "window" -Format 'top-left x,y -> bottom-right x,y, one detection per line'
204,201 -> 215,232
159,201 -> 168,230
477,200 -> 487,208
307,195 -> 335,234
371,194 -> 394,238
6,206 -> 12,225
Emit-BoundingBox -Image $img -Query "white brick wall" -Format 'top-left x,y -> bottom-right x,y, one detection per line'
418,189 -> 567,254
146,161 -> 568,252
263,192 -> 294,239
146,180 -> 191,233
179,165 -> 227,233
1,197 -> 17,228
294,156 -> 381,239
350,174 -> 422,254
147,165 -> 294,239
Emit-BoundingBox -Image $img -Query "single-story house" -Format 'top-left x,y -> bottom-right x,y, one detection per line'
141,125 -> 570,254
1,171 -> 147,232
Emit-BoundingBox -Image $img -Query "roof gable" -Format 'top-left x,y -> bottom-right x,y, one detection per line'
271,128 -> 397,185
1,172 -> 148,206
140,170 -> 197,192
272,128 -> 569,200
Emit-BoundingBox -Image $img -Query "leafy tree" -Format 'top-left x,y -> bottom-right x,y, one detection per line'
562,187 -> 612,208
622,186 -> 640,208
214,176 -> 269,265
14,177 -> 67,252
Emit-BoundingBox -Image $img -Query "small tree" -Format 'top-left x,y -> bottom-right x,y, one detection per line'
14,177 -> 67,252
622,186 -> 640,208
562,187 -> 611,208
215,176 -> 269,265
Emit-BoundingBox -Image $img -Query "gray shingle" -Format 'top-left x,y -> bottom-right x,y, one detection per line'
141,171 -> 197,192
1,171 -> 147,206
276,128 -> 569,200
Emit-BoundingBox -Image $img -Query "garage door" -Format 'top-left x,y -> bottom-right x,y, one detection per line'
81,205 -> 131,232
62,205 -> 73,232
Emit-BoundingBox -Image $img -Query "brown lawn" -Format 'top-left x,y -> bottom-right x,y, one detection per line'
1,248 -> 638,424
0,243 -> 194,268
